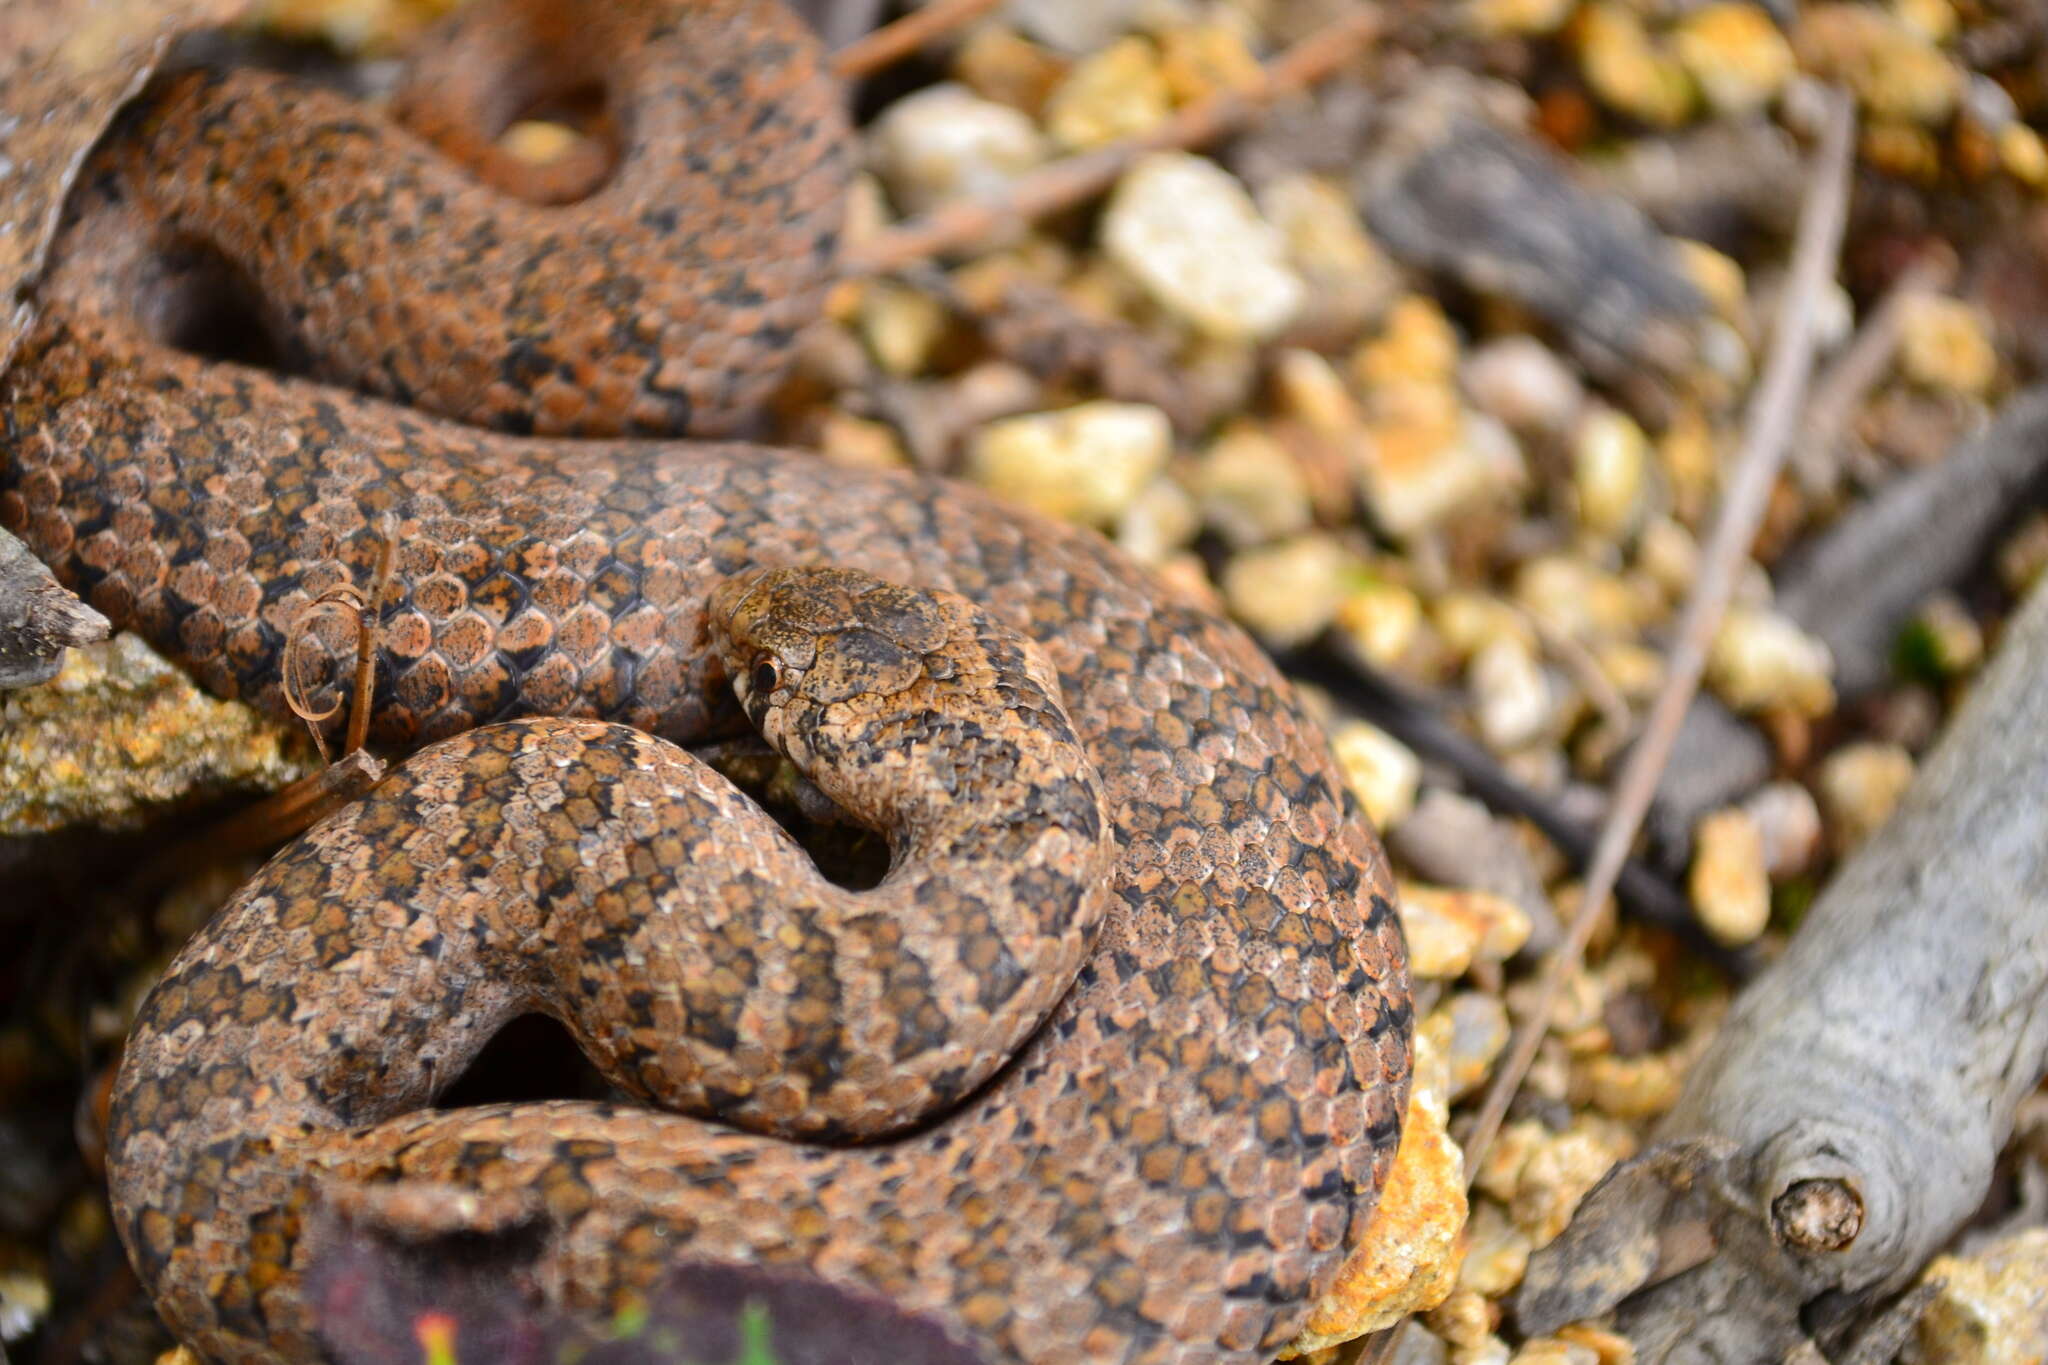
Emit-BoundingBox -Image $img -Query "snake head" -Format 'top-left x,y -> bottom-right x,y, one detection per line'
707,566 -> 1087,835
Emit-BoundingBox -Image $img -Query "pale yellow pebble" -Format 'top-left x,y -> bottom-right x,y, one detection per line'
817,410 -> 910,471
1576,3 -> 1696,127
1189,423 -> 1314,548
1999,122 -> 2048,188
1470,636 -> 1553,751
1556,1323 -> 1636,1365
1913,1227 -> 2048,1365
1458,1199 -> 1534,1297
1511,1117 -> 1640,1246
1354,296 -> 1462,389
1673,239 -> 1748,322
1220,533 -> 1358,648
856,280 -> 947,377
1571,1050 -> 1685,1121
1689,808 -> 1771,946
1707,606 -> 1836,716
1335,581 -> 1423,669
1817,741 -> 1916,850
1673,3 -> 1795,116
1103,152 -> 1304,341
1044,37 -> 1171,150
1273,347 -> 1366,435
1511,1338 -> 1600,1365
1425,1286 -> 1495,1349
966,402 -> 1172,526
1332,721 -> 1422,830
1897,294 -> 1999,396
1113,476 -> 1201,566
1462,0 -> 1573,37
1572,406 -> 1651,540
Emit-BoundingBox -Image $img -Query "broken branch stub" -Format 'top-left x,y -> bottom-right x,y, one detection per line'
1520,570 -> 2048,1359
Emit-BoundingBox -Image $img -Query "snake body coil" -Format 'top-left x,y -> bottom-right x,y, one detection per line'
0,1 -> 1413,1361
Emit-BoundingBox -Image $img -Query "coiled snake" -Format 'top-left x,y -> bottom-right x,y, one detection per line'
0,0 -> 1413,1360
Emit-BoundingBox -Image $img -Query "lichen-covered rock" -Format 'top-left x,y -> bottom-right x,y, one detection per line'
1909,1228 -> 2048,1365
0,635 -> 310,835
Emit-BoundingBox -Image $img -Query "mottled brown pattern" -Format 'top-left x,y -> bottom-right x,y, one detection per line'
1,1 -> 1413,1361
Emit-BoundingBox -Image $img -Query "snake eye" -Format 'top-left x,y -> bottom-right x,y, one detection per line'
750,657 -> 781,697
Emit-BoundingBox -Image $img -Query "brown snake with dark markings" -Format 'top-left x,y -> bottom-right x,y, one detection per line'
0,0 -> 1413,1360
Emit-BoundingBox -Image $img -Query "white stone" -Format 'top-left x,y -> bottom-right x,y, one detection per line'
870,83 -> 1049,216
1103,151 -> 1305,342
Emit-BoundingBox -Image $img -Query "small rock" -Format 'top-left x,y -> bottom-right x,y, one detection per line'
1004,0 -> 1143,55
1458,1200 -> 1534,1298
1515,558 -> 1641,643
1572,406 -> 1650,541
1043,37 -> 1171,150
1436,592 -> 1536,664
1355,296 -> 1462,389
1390,788 -> 1564,955
1707,606 -> 1836,716
1794,4 -> 1962,124
1571,1051 -> 1684,1121
952,25 -> 1069,116
1260,173 -> 1403,337
1425,1287 -> 1495,1349
0,1268 -> 49,1344
1427,992 -> 1513,1101
1905,592 -> 1985,677
1273,347 -> 1366,435
1555,1323 -> 1636,1365
856,280 -> 947,377
966,402 -> 1172,527
1156,22 -> 1262,105
1463,0 -> 1574,37
1635,516 -> 1700,603
1103,152 -> 1305,342
817,410 -> 909,471
1189,423 -> 1314,547
1688,807 -> 1771,946
1332,720 -> 1422,830
1741,781 -> 1824,878
1280,1022 -> 1466,1355
1471,636 -> 1553,751
1897,294 -> 1999,396
1461,336 -> 1584,436
1511,1338 -> 1599,1365
1672,240 -> 1748,323
1220,533 -> 1357,648
1817,741 -> 1916,850
870,84 -> 1049,217
1999,513 -> 2048,595
1453,1338 -> 1514,1365
1672,3 -> 1796,118
0,636 -> 310,835
1998,122 -> 2048,188
1400,883 -> 1534,979
1362,385 -> 1525,538
1910,1228 -> 2048,1365
1335,581 -> 1425,670
1510,1117 -> 1640,1246
1575,4 -> 1696,128
1113,475 -> 1200,566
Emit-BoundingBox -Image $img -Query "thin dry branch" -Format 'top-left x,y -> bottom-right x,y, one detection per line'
845,5 -> 1381,274
1460,91 -> 1858,1180
829,0 -> 1005,80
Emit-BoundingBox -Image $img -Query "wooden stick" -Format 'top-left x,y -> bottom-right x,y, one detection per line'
830,0 -> 1006,80
845,5 -> 1380,274
1460,91 -> 1858,1181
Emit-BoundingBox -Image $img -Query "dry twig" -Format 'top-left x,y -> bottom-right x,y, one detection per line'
845,5 -> 1380,274
1460,91 -> 1858,1179
829,0 -> 1005,80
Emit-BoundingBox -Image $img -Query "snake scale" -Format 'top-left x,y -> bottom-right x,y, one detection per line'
0,0 -> 1413,1361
